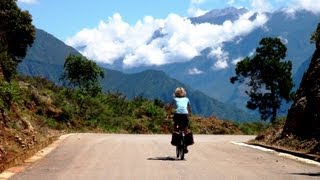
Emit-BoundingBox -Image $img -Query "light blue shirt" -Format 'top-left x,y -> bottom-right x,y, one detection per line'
173,97 -> 190,114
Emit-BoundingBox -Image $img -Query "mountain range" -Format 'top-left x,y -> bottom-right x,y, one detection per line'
18,7 -> 320,122
18,29 -> 257,122
99,7 -> 320,115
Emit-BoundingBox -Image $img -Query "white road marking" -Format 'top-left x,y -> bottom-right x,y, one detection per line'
278,152 -> 320,167
231,142 -> 274,152
231,141 -> 320,167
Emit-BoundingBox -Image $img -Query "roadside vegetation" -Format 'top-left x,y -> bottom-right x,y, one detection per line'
3,75 -> 264,134
1,74 -> 265,172
1,0 -> 319,173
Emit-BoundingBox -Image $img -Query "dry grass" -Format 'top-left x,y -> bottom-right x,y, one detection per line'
250,119 -> 320,159
191,116 -> 243,135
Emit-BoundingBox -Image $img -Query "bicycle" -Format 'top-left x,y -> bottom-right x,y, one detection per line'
175,126 -> 186,160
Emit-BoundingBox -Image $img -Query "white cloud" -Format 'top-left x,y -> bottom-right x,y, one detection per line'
214,60 -> 228,70
188,68 -> 204,75
279,36 -> 289,44
190,0 -> 206,3
287,0 -> 320,14
17,0 -> 37,4
227,0 -> 235,5
250,0 -> 273,13
123,44 -> 166,67
248,49 -> 256,57
209,47 -> 229,70
232,57 -> 244,65
188,7 -> 209,17
66,11 -> 268,68
188,0 -> 208,17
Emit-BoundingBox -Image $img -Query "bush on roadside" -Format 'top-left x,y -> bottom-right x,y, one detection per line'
236,121 -> 269,135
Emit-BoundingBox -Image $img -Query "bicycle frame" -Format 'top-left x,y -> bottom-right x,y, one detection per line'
176,128 -> 186,160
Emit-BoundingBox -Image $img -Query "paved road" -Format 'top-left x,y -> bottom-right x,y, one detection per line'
9,134 -> 320,180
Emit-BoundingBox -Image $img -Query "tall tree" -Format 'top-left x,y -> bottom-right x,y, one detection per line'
230,37 -> 294,123
0,0 -> 35,81
61,54 -> 104,97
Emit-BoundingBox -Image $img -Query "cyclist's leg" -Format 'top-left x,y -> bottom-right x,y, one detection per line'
178,114 -> 189,153
173,113 -> 184,130
172,114 -> 179,133
180,114 -> 189,133
172,114 -> 183,147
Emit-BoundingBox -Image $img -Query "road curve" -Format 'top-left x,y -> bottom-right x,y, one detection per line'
9,134 -> 320,180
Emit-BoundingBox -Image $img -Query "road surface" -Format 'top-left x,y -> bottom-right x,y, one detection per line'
7,134 -> 320,180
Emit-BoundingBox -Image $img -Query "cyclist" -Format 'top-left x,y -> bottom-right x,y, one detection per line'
168,87 -> 192,153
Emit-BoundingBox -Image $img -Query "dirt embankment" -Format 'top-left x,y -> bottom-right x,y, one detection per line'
0,122 -> 61,172
249,120 -> 320,161
0,81 -> 63,172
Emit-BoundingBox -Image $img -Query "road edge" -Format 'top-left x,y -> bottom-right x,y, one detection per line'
0,133 -> 74,180
248,142 -> 320,161
231,141 -> 320,167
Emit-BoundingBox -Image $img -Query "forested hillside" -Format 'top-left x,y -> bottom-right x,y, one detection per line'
18,29 -> 258,122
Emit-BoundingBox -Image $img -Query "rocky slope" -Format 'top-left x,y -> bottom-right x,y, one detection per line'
252,23 -> 320,160
0,81 -> 63,172
284,23 -> 320,136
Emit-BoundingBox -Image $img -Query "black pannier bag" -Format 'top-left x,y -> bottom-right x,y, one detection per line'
185,132 -> 194,146
171,132 -> 180,146
171,131 -> 194,146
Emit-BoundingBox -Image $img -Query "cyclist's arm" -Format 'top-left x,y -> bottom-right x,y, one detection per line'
187,102 -> 192,116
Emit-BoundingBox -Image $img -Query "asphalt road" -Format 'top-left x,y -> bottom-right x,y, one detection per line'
8,134 -> 320,180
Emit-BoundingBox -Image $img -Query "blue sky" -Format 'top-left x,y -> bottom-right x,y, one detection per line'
17,0 -> 320,70
17,0 -> 297,41
17,0 -> 190,40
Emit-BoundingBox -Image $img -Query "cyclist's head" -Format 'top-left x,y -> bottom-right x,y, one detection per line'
174,87 -> 186,97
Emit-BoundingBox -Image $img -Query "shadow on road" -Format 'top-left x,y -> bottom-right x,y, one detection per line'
290,172 -> 320,177
147,156 -> 183,161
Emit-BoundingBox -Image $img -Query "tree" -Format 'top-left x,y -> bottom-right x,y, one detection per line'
61,54 -> 104,97
230,37 -> 294,123
0,0 -> 35,81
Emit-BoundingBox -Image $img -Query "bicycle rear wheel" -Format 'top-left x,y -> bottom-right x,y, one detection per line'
179,145 -> 184,160
176,146 -> 180,158
176,145 -> 184,160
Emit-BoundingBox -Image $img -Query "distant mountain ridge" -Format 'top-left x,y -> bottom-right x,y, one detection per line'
20,7 -> 319,120
18,29 -> 258,122
99,7 -> 319,116
190,7 -> 248,24
24,29 -> 81,65
18,29 -> 81,83
100,69 -> 257,120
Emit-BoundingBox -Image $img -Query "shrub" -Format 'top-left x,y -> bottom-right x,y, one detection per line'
0,81 -> 21,110
237,121 -> 268,135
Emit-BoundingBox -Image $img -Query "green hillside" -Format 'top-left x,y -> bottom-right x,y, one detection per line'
18,29 -> 258,122
25,29 -> 81,65
101,69 -> 258,121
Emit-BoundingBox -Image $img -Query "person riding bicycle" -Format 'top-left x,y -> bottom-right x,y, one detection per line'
168,87 -> 192,153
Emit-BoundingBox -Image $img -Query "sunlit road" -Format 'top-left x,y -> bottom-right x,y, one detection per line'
9,134 -> 320,180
